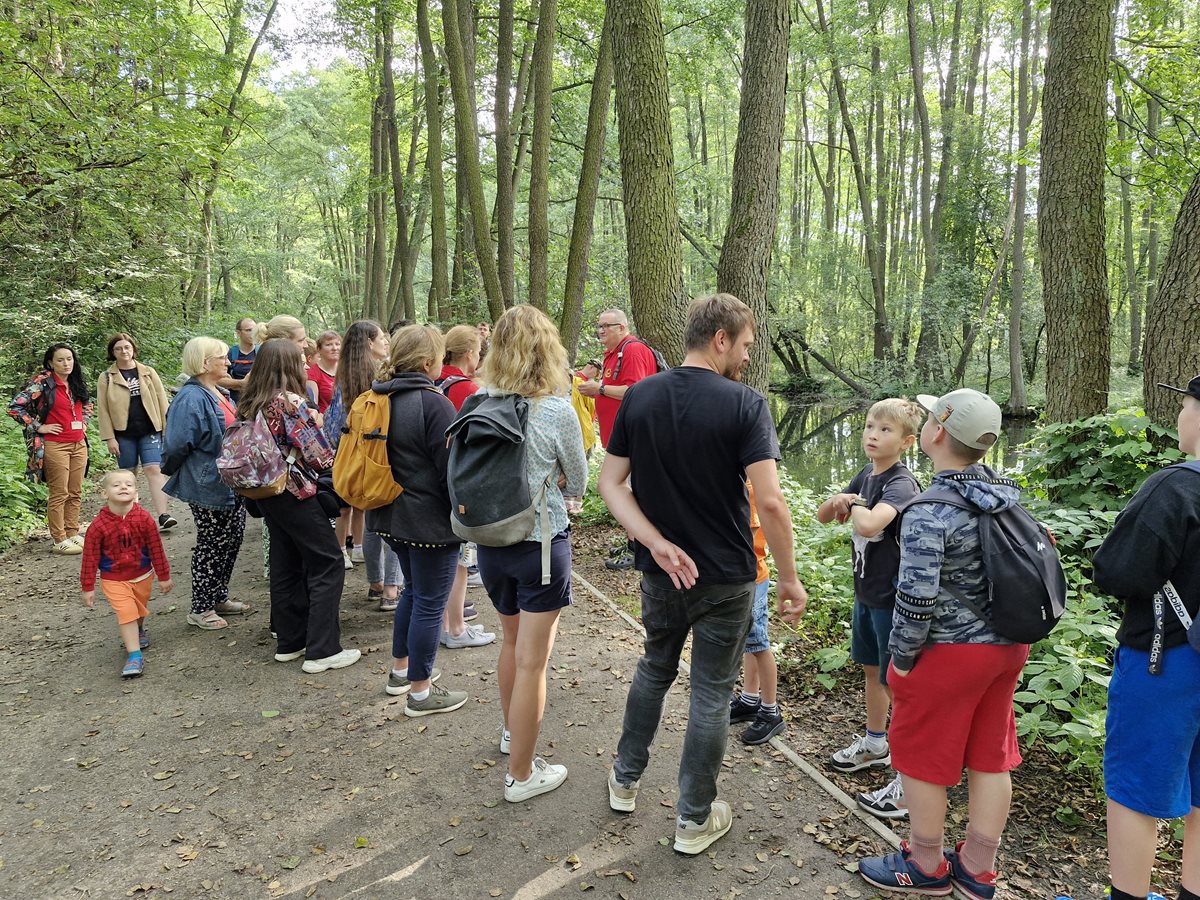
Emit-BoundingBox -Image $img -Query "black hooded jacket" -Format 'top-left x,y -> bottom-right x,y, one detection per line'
364,371 -> 460,545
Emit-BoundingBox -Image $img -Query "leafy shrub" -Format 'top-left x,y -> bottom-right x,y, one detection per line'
0,428 -> 46,551
1021,409 -> 1183,511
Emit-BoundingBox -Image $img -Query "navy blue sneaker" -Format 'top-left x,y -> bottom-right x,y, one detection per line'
944,843 -> 996,900
729,693 -> 760,723
858,842 -> 952,895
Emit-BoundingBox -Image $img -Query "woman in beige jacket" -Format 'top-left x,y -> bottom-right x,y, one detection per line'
97,333 -> 176,529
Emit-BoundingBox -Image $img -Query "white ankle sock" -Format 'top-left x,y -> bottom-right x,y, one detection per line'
410,687 -> 430,701
392,667 -> 407,679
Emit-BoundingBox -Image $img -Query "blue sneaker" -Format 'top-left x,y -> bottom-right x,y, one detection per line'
121,655 -> 144,678
859,842 -> 952,895
945,843 -> 996,900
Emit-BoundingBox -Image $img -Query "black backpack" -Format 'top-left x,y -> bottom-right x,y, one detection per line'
906,472 -> 1067,644
445,392 -> 553,584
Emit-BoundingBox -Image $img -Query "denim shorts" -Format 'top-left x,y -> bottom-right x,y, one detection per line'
744,580 -> 771,654
851,601 -> 894,682
477,530 -> 572,615
116,432 -> 162,469
1105,643 -> 1200,818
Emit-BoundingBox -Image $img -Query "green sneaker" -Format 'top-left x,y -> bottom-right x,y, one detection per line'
404,683 -> 468,718
385,667 -> 441,696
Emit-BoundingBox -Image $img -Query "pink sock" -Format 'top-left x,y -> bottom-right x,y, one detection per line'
908,832 -> 945,874
959,826 -> 1001,875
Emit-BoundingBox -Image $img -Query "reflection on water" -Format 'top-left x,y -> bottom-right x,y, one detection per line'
771,397 -> 1031,493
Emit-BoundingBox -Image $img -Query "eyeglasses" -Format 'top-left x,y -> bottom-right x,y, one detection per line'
205,355 -> 229,363
596,323 -> 621,332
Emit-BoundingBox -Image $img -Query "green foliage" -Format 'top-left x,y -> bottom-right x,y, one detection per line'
573,449 -> 616,528
1021,409 -> 1183,510
0,429 -> 45,551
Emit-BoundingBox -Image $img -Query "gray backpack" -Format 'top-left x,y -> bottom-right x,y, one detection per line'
445,393 -> 552,584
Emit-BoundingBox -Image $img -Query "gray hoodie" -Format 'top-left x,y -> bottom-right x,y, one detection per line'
889,464 -> 1019,670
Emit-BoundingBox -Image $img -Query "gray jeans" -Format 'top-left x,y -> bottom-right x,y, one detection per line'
613,577 -> 755,824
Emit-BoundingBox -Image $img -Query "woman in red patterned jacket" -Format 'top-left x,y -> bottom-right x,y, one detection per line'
7,344 -> 94,555
235,339 -> 360,675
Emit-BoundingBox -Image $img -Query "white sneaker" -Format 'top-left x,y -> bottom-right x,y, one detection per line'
504,757 -> 567,802
608,768 -> 639,812
466,571 -> 484,588
301,648 -> 361,673
830,734 -> 891,772
674,800 -> 733,854
499,726 -> 511,755
856,773 -> 908,819
440,623 -> 496,649
52,539 -> 83,555
68,534 -> 86,547
342,549 -> 353,570
350,545 -> 365,563
274,648 -> 305,662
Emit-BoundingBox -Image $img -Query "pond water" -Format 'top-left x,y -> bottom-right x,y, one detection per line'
771,397 -> 1032,494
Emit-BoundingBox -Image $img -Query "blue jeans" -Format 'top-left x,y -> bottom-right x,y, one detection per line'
614,577 -> 754,824
116,431 -> 162,468
384,540 -> 458,682
364,531 -> 402,587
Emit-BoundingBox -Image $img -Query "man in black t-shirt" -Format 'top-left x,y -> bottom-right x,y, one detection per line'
598,293 -> 808,856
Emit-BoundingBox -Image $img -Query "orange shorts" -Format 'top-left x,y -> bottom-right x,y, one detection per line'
102,577 -> 152,625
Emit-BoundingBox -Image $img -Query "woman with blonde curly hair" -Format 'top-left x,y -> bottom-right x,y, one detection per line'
473,305 -> 587,803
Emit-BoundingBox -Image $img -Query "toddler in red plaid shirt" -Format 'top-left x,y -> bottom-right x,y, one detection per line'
81,470 -> 172,677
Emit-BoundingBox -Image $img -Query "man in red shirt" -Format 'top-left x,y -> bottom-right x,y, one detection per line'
578,309 -> 659,569
577,310 -> 658,448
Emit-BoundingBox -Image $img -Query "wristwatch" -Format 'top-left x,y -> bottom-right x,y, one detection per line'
599,384 -> 607,398
850,497 -> 869,508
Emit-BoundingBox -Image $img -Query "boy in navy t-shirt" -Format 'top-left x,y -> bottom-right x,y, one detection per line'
818,398 -> 922,818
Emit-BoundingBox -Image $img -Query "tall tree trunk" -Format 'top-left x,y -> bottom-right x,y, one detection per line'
1143,169 -> 1200,428
1139,95 -> 1161,372
560,14 -> 614,361
908,0 -> 941,380
442,0 -> 504,319
716,0 -> 790,393
1039,0 -> 1112,422
417,0 -> 450,320
494,0 -> 516,310
1007,0 -> 1036,414
1116,85 -> 1138,374
527,0 -> 558,311
815,0 -> 886,363
609,0 -> 686,362
870,0 -> 891,360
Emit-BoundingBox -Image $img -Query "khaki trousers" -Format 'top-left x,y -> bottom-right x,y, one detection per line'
43,439 -> 87,541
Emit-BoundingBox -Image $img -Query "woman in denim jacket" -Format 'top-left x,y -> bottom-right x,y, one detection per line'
162,336 -> 246,631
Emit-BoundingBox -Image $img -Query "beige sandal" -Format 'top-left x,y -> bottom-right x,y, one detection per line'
215,600 -> 250,615
186,610 -> 228,630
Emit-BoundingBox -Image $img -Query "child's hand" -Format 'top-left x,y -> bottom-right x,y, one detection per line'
159,578 -> 174,595
82,590 -> 95,609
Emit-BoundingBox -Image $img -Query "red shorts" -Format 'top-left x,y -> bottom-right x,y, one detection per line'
888,642 -> 1030,786
102,577 -> 152,625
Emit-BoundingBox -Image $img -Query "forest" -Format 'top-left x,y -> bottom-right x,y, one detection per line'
2,0 -> 1198,429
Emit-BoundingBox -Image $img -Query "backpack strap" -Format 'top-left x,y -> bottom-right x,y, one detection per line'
611,336 -> 642,384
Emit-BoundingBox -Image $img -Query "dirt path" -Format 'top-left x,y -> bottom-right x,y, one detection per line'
1,509 -> 890,899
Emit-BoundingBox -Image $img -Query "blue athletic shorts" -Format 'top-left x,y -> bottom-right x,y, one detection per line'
744,580 -> 771,654
116,432 -> 162,469
1105,643 -> 1200,819
851,602 -> 894,685
478,530 -> 572,616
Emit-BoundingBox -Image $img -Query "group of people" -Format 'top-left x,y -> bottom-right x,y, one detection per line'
8,297 -> 1200,900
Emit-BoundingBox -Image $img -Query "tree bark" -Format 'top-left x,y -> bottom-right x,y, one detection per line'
442,0 -> 504,319
1143,168 -> 1200,428
1039,0 -> 1112,422
560,14 -> 613,361
494,0 -> 516,310
1007,0 -> 1035,414
527,0 -> 558,311
716,0 -> 790,393
609,0 -> 686,362
417,0 -> 450,320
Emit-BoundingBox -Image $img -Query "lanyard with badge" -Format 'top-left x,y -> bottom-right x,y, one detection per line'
59,379 -> 84,432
